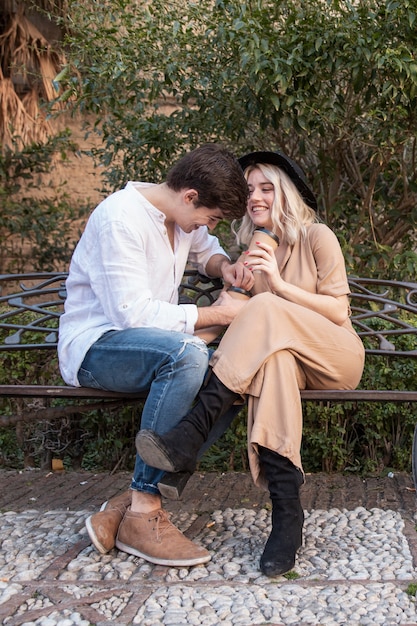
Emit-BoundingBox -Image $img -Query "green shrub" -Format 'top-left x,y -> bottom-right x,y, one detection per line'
0,135 -> 89,273
302,326 -> 417,474
61,0 -> 417,278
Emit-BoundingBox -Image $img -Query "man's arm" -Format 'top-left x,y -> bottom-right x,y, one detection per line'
194,289 -> 247,330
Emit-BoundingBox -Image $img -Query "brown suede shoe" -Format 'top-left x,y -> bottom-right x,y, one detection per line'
85,490 -> 132,554
115,507 -> 211,567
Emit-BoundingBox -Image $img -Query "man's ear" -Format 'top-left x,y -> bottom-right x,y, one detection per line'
184,189 -> 199,205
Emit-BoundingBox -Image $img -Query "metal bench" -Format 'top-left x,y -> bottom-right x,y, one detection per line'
1,271 -> 416,484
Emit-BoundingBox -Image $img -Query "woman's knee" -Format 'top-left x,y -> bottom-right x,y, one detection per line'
244,292 -> 287,319
250,292 -> 277,306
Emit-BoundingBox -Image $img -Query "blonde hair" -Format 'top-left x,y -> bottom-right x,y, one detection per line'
232,163 -> 318,247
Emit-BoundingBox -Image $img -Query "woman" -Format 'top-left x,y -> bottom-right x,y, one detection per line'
136,150 -> 365,576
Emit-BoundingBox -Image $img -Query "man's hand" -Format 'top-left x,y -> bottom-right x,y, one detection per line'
195,288 -> 249,330
220,260 -> 255,291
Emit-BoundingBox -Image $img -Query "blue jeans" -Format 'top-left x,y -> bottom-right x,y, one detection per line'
77,328 -> 240,494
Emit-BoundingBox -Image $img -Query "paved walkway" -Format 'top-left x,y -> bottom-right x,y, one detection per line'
0,469 -> 416,625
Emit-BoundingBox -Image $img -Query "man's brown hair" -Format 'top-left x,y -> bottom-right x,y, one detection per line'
166,144 -> 248,220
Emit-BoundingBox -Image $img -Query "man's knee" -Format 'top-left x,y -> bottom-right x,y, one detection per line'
176,335 -> 210,368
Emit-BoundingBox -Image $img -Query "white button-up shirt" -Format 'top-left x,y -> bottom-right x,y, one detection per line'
58,181 -> 228,386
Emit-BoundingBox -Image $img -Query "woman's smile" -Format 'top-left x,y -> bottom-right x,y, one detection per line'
247,168 -> 275,229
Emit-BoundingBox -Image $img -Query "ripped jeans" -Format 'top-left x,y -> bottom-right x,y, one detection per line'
78,328 -> 237,495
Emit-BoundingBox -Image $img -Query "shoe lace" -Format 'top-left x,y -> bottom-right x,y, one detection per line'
150,509 -> 178,540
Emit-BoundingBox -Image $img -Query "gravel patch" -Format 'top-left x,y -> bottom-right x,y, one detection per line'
1,506 -> 416,625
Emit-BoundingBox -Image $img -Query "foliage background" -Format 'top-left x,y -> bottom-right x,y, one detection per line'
56,0 -> 417,277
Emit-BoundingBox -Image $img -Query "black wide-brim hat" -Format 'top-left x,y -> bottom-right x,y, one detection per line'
238,150 -> 317,211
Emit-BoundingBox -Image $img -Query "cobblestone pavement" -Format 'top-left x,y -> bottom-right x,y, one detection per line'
0,469 -> 417,625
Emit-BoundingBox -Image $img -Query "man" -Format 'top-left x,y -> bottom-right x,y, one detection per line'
58,144 -> 253,567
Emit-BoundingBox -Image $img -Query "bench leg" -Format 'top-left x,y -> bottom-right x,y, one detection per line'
157,471 -> 192,500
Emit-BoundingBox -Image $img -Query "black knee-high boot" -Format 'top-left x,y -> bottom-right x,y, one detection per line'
136,371 -> 241,473
258,445 -> 304,577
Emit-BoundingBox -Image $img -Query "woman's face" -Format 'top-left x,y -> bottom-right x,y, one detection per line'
246,167 -> 275,230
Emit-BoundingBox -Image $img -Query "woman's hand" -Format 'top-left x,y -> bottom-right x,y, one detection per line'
243,241 -> 349,325
243,241 -> 282,293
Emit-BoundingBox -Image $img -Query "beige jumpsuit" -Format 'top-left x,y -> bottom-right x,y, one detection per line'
209,223 -> 365,489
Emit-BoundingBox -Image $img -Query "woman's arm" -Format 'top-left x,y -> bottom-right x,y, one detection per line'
270,277 -> 349,325
243,232 -> 350,325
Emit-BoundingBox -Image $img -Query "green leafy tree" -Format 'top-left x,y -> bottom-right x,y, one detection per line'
0,133 -> 88,272
57,0 -> 417,276
2,0 -> 416,473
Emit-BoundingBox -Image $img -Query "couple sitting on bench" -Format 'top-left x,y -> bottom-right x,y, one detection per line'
58,144 -> 364,576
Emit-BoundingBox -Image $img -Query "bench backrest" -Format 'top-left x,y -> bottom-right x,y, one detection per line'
1,271 -> 416,357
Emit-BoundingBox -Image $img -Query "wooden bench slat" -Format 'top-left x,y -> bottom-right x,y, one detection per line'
300,389 -> 417,402
0,385 -> 147,399
0,385 -> 415,402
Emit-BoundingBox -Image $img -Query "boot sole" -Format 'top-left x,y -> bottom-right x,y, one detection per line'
260,556 -> 296,577
85,514 -> 110,555
115,538 -> 211,566
136,430 -> 179,472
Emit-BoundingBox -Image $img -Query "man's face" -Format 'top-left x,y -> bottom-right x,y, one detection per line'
177,191 -> 224,232
183,207 -> 223,232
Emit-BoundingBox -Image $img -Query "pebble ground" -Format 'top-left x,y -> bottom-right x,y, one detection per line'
0,469 -> 416,626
